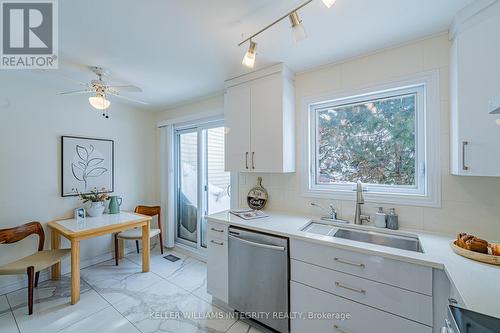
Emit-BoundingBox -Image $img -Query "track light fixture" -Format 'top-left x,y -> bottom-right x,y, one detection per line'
238,0 -> 335,68
289,11 -> 307,42
242,40 -> 257,68
322,0 -> 337,8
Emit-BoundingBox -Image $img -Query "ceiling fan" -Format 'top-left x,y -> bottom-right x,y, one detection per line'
59,66 -> 147,118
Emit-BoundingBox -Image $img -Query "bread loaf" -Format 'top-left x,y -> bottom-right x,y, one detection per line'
456,233 -> 489,254
491,243 -> 500,256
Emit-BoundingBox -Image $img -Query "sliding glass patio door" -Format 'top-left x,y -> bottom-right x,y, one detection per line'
174,120 -> 230,250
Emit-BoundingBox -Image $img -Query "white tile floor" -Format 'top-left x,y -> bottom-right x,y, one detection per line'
0,246 -> 263,333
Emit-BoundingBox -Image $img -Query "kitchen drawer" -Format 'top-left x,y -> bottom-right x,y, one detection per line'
290,239 -> 432,295
291,259 -> 432,325
291,281 -> 432,333
207,221 -> 228,241
207,234 -> 228,303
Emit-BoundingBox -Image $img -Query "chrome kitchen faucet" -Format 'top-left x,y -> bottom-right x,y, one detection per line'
354,180 -> 370,225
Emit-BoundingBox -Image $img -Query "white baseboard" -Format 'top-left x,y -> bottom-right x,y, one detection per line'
0,246 -> 139,296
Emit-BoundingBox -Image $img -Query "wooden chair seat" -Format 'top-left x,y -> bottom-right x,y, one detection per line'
114,205 -> 164,266
117,228 -> 161,240
0,221 -> 68,315
0,249 -> 70,275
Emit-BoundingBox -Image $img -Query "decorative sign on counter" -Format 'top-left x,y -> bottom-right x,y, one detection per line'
247,177 -> 268,210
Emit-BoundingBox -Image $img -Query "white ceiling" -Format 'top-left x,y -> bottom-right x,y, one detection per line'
27,0 -> 472,111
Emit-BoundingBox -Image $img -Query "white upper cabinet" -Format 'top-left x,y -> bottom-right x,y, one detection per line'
224,64 -> 295,173
450,2 -> 500,176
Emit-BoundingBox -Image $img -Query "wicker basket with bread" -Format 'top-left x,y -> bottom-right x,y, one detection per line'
451,233 -> 500,265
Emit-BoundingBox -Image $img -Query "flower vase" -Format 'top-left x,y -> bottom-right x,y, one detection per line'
87,201 -> 105,217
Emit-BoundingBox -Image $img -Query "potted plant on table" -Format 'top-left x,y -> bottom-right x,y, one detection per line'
78,187 -> 109,217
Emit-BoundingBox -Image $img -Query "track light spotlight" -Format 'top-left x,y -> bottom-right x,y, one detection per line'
322,0 -> 336,8
242,40 -> 257,68
289,11 -> 307,42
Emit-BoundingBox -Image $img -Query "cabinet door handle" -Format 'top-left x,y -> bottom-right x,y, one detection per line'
335,281 -> 366,294
462,141 -> 469,171
210,227 -> 224,233
245,152 -> 249,169
333,325 -> 350,333
210,240 -> 224,246
252,152 -> 255,169
334,257 -> 365,268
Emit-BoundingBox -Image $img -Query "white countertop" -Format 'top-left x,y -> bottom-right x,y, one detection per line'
207,210 -> 500,319
55,212 -> 147,233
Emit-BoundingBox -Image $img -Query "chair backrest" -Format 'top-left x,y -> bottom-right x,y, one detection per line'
134,206 -> 161,230
0,222 -> 45,251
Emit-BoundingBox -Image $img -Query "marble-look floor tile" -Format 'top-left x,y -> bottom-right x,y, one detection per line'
114,280 -> 235,333
81,259 -> 163,304
58,306 -> 140,333
226,321 -> 264,333
0,295 -> 10,316
7,277 -> 108,333
6,276 -> 91,309
191,279 -> 212,304
0,312 -> 19,333
168,260 -> 207,293
127,248 -> 198,280
124,244 -> 165,266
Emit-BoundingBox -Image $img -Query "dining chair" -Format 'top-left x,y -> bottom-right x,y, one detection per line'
114,205 -> 163,266
0,222 -> 70,315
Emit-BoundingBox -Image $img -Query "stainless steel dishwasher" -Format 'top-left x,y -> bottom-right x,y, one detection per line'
228,226 -> 289,333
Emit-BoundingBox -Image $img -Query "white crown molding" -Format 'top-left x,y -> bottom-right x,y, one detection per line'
449,0 -> 499,40
224,63 -> 294,89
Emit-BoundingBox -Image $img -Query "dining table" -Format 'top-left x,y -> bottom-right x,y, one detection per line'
47,211 -> 152,304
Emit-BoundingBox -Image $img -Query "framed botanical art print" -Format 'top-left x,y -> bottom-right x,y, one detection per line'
61,136 -> 114,197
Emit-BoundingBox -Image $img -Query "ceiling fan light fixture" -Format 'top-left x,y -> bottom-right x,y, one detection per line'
89,94 -> 111,110
322,0 -> 337,8
242,40 -> 257,68
289,11 -> 307,42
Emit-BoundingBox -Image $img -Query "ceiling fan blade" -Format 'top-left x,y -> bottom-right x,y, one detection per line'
106,85 -> 142,92
108,92 -> 148,105
59,89 -> 93,95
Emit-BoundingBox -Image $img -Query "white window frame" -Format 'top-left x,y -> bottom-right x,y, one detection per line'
301,71 -> 441,207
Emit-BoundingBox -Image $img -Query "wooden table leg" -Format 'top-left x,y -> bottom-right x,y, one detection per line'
71,240 -> 80,305
51,229 -> 61,280
142,222 -> 150,272
118,239 -> 125,259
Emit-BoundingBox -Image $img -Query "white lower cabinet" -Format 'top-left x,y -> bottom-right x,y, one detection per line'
291,260 -> 433,325
206,221 -> 228,303
291,239 -> 432,295
291,281 -> 432,333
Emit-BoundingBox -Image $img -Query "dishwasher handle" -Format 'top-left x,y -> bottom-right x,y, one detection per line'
229,234 -> 286,252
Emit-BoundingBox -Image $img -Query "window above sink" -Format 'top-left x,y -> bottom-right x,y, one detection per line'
301,72 -> 441,208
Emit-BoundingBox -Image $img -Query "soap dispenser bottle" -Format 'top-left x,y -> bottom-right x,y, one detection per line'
387,208 -> 399,230
374,207 -> 387,228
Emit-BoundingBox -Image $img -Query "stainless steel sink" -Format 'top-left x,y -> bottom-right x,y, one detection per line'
333,228 -> 423,253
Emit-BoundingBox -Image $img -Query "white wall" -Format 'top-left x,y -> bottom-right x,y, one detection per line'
236,34 -> 500,241
0,72 -> 157,293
